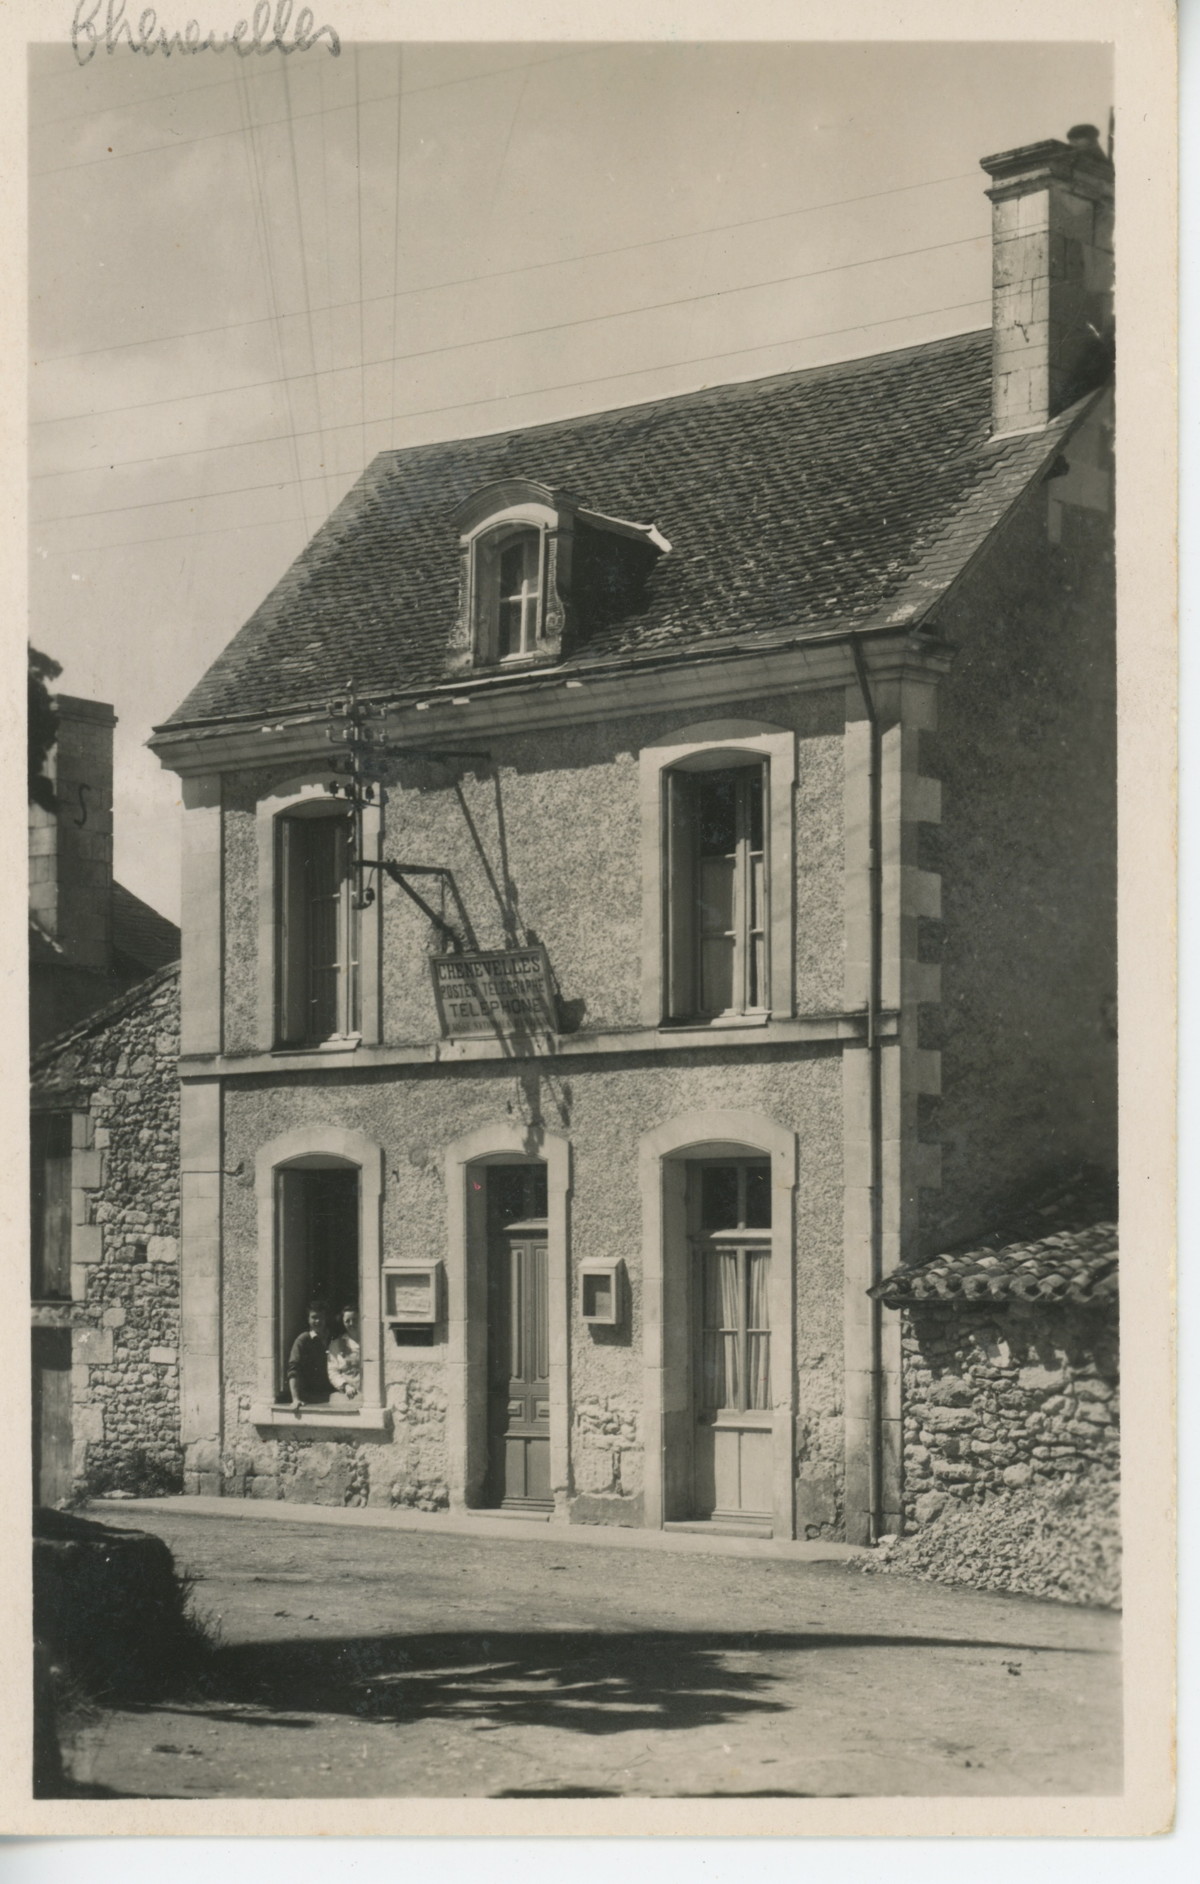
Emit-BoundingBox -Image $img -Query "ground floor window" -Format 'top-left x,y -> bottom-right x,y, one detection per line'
275,1162 -> 359,1402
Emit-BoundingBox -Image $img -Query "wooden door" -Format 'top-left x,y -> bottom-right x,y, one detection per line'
487,1226 -> 551,1509
693,1238 -> 773,1525
32,1328 -> 73,1508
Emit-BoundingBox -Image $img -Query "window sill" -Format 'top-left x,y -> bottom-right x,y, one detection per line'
251,1401 -> 392,1434
271,1033 -> 362,1057
658,1011 -> 771,1034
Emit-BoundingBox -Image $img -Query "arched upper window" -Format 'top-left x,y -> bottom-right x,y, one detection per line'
450,478 -> 669,674
639,720 -> 797,1030
476,522 -> 547,663
275,800 -> 359,1048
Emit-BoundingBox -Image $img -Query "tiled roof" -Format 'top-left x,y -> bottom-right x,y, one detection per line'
163,331 -> 1099,730
31,961 -> 180,1076
872,1173 -> 1119,1307
111,881 -> 181,973
871,1222 -> 1117,1308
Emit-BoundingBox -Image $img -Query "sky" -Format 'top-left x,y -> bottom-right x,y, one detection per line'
29,37 -> 1113,922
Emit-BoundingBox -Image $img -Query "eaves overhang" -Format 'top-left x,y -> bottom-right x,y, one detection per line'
149,621 -> 953,778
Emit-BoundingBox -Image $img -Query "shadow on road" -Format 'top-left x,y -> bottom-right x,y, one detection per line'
119,1624 -> 1105,1743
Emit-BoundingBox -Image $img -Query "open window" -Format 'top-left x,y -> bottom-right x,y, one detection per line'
665,761 -> 768,1023
275,1160 -> 359,1404
451,478 -> 669,674
276,804 -> 359,1047
641,721 -> 796,1031
253,1127 -> 386,1429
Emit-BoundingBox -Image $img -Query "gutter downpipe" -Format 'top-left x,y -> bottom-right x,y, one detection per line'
849,635 -> 886,1547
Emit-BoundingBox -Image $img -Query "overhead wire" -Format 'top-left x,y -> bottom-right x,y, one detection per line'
354,45 -> 368,481
387,45 -> 405,450
34,231 -> 991,440
230,52 -> 312,539
35,169 -> 982,366
279,49 -> 336,523
35,292 -> 992,531
33,47 -> 593,133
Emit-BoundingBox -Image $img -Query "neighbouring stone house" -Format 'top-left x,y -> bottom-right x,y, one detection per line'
29,690 -> 181,1505
148,127 -> 1116,1545
31,966 -> 183,1501
30,694 -> 181,1052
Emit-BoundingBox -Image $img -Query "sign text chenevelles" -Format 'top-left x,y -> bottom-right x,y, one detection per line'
431,948 -> 557,1039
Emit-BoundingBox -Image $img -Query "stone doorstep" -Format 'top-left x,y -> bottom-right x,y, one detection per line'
88,1496 -> 867,1563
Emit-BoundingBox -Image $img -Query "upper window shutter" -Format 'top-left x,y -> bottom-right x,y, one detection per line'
665,769 -> 697,1019
277,816 -> 309,1046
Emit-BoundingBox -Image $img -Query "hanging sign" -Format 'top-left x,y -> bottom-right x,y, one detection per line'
430,946 -> 557,1038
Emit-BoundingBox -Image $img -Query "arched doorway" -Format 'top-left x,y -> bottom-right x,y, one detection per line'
641,1111 -> 797,1537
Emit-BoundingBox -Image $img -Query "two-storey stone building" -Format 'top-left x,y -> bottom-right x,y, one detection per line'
150,128 -> 1116,1545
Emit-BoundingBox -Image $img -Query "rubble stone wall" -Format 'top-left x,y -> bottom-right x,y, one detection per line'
34,967 -> 183,1492
900,1299 -> 1119,1530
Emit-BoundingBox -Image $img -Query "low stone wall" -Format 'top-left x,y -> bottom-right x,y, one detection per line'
900,1300 -> 1119,1530
34,967 -> 183,1494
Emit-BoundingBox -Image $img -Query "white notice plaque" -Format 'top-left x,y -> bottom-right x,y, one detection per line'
430,947 -> 557,1038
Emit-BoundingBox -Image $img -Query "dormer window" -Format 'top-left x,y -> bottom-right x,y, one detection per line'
481,524 -> 546,662
450,477 -> 670,675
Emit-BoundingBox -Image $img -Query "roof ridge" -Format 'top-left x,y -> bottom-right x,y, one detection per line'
364,326 -> 993,463
31,959 -> 181,1069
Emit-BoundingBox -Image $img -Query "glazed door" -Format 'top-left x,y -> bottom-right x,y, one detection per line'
693,1238 -> 773,1525
487,1226 -> 551,1509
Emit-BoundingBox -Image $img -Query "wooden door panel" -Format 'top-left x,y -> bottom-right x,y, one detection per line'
738,1426 -> 774,1516
488,1234 -> 551,1509
32,1329 -> 73,1508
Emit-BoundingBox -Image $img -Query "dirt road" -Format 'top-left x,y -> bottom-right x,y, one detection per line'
66,1503 -> 1121,1799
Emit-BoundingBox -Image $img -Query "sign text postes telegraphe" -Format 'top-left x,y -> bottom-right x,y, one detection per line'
430,948 -> 557,1039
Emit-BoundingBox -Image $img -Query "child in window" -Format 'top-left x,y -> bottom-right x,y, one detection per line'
326,1303 -> 362,1401
287,1301 -> 333,1407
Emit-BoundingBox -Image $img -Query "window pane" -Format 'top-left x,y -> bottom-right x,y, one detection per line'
749,850 -> 765,931
498,597 -> 521,659
700,937 -> 734,1015
697,773 -> 737,855
499,540 -> 526,590
701,1165 -> 740,1232
699,854 -> 735,932
747,767 -> 764,850
488,1163 -> 547,1228
701,1246 -> 741,1411
497,532 -> 540,657
744,1162 -> 772,1228
747,1249 -> 771,1409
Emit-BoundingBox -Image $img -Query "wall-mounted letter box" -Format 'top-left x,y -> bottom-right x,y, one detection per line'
579,1259 -> 623,1326
383,1261 -> 442,1326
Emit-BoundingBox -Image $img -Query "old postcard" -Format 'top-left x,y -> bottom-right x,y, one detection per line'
0,0 -> 1177,1840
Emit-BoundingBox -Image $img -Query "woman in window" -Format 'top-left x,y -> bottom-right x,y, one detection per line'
326,1303 -> 362,1402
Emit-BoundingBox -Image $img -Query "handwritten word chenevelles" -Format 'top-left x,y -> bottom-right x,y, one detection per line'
71,1 -> 340,63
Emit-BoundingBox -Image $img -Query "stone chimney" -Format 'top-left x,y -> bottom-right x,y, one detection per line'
28,694 -> 115,972
980,124 -> 1114,437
